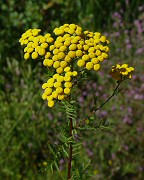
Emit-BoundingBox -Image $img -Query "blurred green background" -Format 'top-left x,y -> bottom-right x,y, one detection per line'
0,0 -> 144,179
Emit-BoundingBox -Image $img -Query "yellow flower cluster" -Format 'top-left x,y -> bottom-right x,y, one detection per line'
41,70 -> 77,107
43,24 -> 110,73
19,24 -> 110,107
19,29 -> 54,60
109,64 -> 134,81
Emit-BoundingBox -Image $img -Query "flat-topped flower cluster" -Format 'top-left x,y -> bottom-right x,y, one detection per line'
109,64 -> 134,81
19,23 -> 111,107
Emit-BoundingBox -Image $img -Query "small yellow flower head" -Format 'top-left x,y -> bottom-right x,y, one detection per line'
64,67 -> 71,72
49,45 -> 55,51
57,76 -> 64,82
47,78 -> 54,87
52,91 -> 58,98
53,73 -> 59,79
64,88 -> 71,94
60,61 -> 68,68
44,33 -> 51,38
67,51 -> 76,58
109,64 -> 134,81
53,61 -> 60,69
56,87 -> 63,94
45,52 -> 51,59
39,36 -> 46,43
27,47 -> 34,54
72,71 -> 78,76
91,58 -> 99,64
64,55 -> 71,63
54,82 -> 62,88
100,36 -> 106,43
77,44 -> 83,50
58,52 -> 66,59
58,94 -> 65,100
86,62 -> 94,70
94,64 -> 101,71
64,40 -> 71,47
56,67 -> 64,74
35,46 -> 41,52
64,82 -> 72,88
24,53 -> 30,60
95,50 -> 101,56
48,100 -> 55,107
69,44 -> 77,51
65,71 -> 73,76
43,59 -> 54,67
27,42 -> 33,48
76,50 -> 83,57
77,59 -> 86,67
46,37 -> 54,43
41,42 -> 48,49
88,52 -> 95,58
38,48 -> 46,56
45,88 -> 53,95
42,83 -> 48,89
31,52 -> 38,59
59,45 -> 67,52
83,45 -> 89,51
82,55 -> 90,61
47,95 -> 53,101
64,75 -> 71,82
42,93 -> 47,100
55,42 -> 63,49
97,56 -> 104,62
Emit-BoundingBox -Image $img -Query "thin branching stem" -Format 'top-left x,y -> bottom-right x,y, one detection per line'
77,81 -> 122,128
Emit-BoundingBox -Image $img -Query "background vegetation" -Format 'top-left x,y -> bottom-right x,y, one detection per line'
0,0 -> 144,179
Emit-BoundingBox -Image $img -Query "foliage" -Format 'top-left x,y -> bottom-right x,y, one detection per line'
0,0 -> 144,180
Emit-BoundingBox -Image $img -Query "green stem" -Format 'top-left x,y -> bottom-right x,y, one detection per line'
67,118 -> 73,180
94,81 -> 121,111
77,81 -> 122,128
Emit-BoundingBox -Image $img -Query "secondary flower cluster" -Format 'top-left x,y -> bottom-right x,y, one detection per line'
19,29 -> 54,60
41,70 -> 77,107
109,64 -> 134,81
19,24 -> 110,107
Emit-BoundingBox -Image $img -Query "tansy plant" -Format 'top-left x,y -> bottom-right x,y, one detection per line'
19,24 -> 134,179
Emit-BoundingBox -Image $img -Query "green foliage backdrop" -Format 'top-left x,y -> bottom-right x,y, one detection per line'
0,0 -> 144,179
